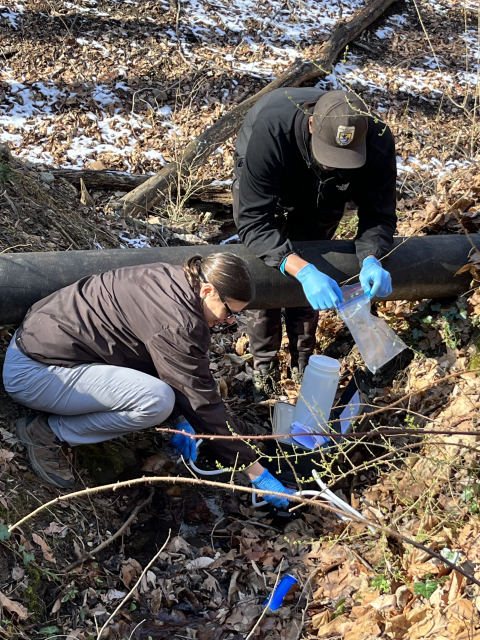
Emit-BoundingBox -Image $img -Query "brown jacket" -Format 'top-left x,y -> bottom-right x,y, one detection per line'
16,263 -> 256,467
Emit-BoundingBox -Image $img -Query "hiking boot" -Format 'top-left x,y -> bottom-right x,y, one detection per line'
252,363 -> 280,402
16,415 -> 75,489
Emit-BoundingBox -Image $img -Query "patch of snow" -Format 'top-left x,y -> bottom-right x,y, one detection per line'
183,0 -> 366,73
119,234 -> 151,248
376,27 -> 394,39
0,2 -> 24,29
142,149 -> 166,163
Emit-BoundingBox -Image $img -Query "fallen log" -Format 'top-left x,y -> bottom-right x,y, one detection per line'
112,0 -> 398,217
49,169 -> 233,204
50,169 -> 149,191
0,235 -> 476,324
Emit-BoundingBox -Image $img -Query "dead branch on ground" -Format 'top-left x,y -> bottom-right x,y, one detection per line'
8,474 -> 480,589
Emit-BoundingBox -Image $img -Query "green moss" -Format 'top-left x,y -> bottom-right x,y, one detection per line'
470,354 -> 480,372
23,566 -> 42,619
77,440 -> 137,482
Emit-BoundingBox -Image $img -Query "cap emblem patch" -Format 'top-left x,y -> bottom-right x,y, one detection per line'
336,125 -> 355,146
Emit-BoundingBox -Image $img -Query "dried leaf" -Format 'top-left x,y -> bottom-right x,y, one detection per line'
317,614 -> 352,638
0,590 -> 29,619
80,178 -> 94,207
311,610 -> 330,629
121,558 -> 142,588
43,522 -> 69,538
0,448 -> 15,463
11,567 -> 24,581
32,533 -> 56,564
51,598 -> 61,614
186,557 -> 214,570
141,453 -> 170,473
218,377 -> 228,399
106,589 -> 127,601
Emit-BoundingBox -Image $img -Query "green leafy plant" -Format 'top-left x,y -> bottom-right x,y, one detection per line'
0,162 -> 14,184
61,588 -> 79,603
0,524 -> 11,542
39,627 -> 60,636
333,597 -> 346,618
19,547 -> 35,567
413,580 -> 439,599
461,486 -> 480,514
370,574 -> 391,594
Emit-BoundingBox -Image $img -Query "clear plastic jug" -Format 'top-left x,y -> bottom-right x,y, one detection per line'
293,355 -> 340,434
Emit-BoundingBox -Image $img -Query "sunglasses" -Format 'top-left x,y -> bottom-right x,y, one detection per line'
220,297 -> 237,321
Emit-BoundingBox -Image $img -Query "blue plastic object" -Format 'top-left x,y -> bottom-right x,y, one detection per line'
264,574 -> 298,611
172,420 -> 197,461
250,469 -> 293,508
359,256 -> 392,298
295,263 -> 343,310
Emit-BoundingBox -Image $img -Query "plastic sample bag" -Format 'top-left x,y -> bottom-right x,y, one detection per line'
337,284 -> 406,373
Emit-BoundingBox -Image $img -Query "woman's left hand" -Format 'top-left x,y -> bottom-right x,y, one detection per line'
172,420 -> 197,461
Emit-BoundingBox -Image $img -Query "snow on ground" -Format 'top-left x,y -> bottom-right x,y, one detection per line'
0,0 -> 479,185
0,1 -> 23,29
180,0 -> 366,76
318,4 -> 480,180
0,0 -> 366,169
0,71 -> 175,168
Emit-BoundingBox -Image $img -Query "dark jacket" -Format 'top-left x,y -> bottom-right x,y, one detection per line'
234,87 -> 397,269
15,263 -> 256,467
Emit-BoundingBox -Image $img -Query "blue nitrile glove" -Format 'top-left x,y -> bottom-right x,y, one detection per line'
359,257 -> 392,298
172,420 -> 197,461
251,469 -> 294,509
295,263 -> 343,310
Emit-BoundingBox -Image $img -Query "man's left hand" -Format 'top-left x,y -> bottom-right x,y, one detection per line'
360,257 -> 392,298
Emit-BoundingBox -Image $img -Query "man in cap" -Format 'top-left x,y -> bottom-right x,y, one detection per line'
232,88 -> 396,401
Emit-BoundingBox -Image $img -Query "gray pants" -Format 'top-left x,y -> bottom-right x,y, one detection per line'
2,338 -> 175,447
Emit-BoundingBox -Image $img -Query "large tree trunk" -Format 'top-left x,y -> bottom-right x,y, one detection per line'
111,0 -> 397,217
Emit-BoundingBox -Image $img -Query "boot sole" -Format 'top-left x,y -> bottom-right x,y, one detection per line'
16,417 -> 74,489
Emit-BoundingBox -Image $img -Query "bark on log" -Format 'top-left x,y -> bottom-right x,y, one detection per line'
112,0 -> 398,217
0,235 -> 475,325
50,169 -> 149,191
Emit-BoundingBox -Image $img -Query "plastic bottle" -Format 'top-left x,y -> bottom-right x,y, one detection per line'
293,355 -> 341,434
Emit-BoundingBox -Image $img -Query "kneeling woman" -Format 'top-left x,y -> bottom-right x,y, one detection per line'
3,253 -> 291,507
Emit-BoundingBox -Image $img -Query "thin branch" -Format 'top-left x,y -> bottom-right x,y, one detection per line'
8,474 -> 480,589
97,529 -> 171,639
245,569 -> 281,640
64,488 -> 155,572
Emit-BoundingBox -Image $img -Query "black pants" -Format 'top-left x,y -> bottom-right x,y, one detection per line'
232,176 -> 344,370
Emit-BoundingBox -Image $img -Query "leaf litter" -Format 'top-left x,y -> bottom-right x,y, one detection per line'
1,0 -> 480,639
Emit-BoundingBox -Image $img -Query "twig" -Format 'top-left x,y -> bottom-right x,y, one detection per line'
0,243 -> 32,253
64,488 -> 155,571
152,367 -> 480,441
1,190 -> 20,217
293,596 -> 309,640
246,569 -> 281,640
97,529 -> 171,639
8,474 -> 480,589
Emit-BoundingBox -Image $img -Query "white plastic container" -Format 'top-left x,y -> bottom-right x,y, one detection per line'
293,355 -> 341,434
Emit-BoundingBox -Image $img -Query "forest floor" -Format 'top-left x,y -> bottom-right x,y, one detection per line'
2,0 -> 480,639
